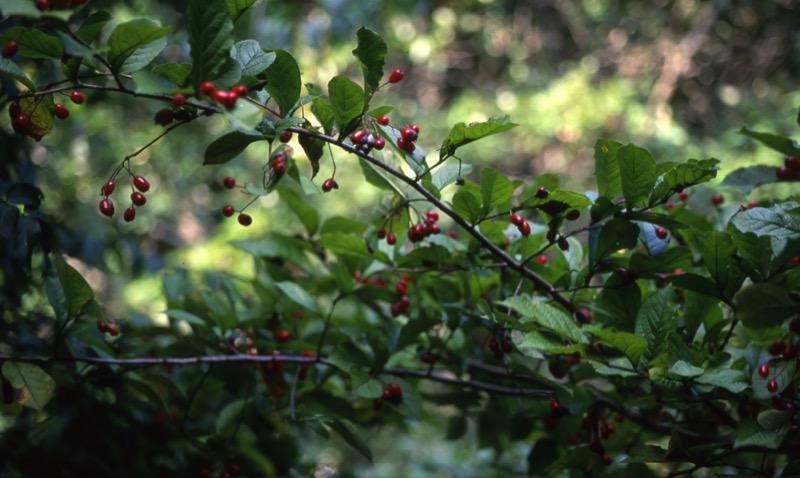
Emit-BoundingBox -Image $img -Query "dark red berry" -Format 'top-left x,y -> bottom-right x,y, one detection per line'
221,205 -> 235,217
385,382 -> 402,403
388,68 -> 404,84
70,90 -> 85,105
2,41 -> 18,58
427,222 -> 440,235
35,0 -> 50,11
777,165 -> 795,181
373,136 -> 386,150
565,209 -> 580,221
401,127 -> 418,141
222,176 -> 236,189
426,210 -> 439,222
14,113 -> 28,128
279,130 -> 292,143
99,198 -> 114,217
395,280 -> 408,295
767,378 -> 778,393
231,85 -> 249,97
758,363 -> 769,378
373,397 -> 384,410
790,316 -> 800,333
509,213 -> 524,226
535,186 -> 548,199
227,463 -> 241,474
655,227 -> 668,239
321,178 -> 338,192
386,232 -> 396,245
133,176 -> 150,192
53,103 -> 69,119
350,129 -> 366,143
768,340 -> 785,356
96,319 -> 107,332
101,180 -> 115,196
376,114 -> 390,125
396,137 -> 415,153
171,93 -> 186,108
123,206 -> 135,222
786,156 -> 800,172
199,81 -> 216,96
274,329 -> 290,342
154,107 -> 174,126
520,221 -> 531,236
614,267 -> 635,284
377,227 -> 387,239
8,102 -> 20,118
237,213 -> 252,226
131,192 -> 146,206
711,194 -> 724,207
600,454 -> 613,466
677,191 -> 689,201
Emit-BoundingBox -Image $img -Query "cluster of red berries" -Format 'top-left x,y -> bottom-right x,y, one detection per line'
409,209 -> 441,242
96,319 -> 120,336
777,156 -> 800,180
33,0 -> 88,11
270,149 -> 289,175
200,462 -> 241,478
509,211 -> 532,236
198,81 -> 249,109
349,127 -> 386,154
396,123 -> 419,154
153,93 -> 197,126
753,317 -> 800,430
488,334 -> 513,360
98,175 -> 150,222
219,176 -> 253,226
8,90 -> 82,139
390,274 -> 412,317
373,381 -> 403,410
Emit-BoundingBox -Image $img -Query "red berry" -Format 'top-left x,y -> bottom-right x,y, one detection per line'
237,213 -> 252,226
654,226 -> 668,239
376,114 -> 390,125
426,210 -> 439,222
101,180 -> 115,196
222,176 -> 236,189
776,165 -> 795,181
321,178 -> 338,192
70,90 -> 85,105
35,0 -> 50,11
535,255 -> 548,265
785,156 -> 800,172
711,194 -> 724,207
789,256 -> 800,266
388,68 -> 405,84
99,198 -> 114,217
131,192 -> 146,206
385,382 -> 402,398
677,191 -> 689,201
509,213 -> 523,226
8,102 -> 20,118
53,103 -> 69,119
614,267 -> 635,284
767,378 -> 778,393
154,107 -> 174,126
2,41 -> 18,58
279,130 -> 292,143
665,201 -> 676,210
768,340 -> 784,356
213,89 -> 237,108
395,281 -> 408,295
600,454 -> 613,466
758,363 -> 769,378
221,205 -> 235,217
386,232 -> 396,245
519,221 -> 531,236
227,463 -> 241,474
488,337 -> 499,351
373,397 -> 384,410
536,186 -> 549,199
123,206 -> 136,222
377,227 -> 387,239
426,222 -> 440,235
274,329 -> 290,342
373,136 -> 386,150
13,113 -> 28,128
231,85 -> 249,97
171,93 -> 186,108
350,129 -> 366,143
420,352 -> 436,363
396,137 -> 415,153
96,319 -> 107,333
400,127 -> 417,141
747,200 -> 758,208
133,176 -> 150,192
199,81 -> 216,96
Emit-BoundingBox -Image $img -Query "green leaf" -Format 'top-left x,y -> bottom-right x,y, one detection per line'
480,167 -> 514,214
232,234 -> 313,272
277,187 -> 319,235
439,115 -> 518,160
594,139 -> 623,199
0,58 -> 34,91
432,162 -> 472,190
617,143 -> 656,208
649,159 -> 718,204
731,202 -> 800,240
152,62 -> 192,86
497,296 -> 588,344
262,49 -> 301,116
328,75 -> 364,134
451,189 -> 483,224
595,282 -> 641,331
2,362 -> 55,411
518,189 -> 592,215
107,19 -> 169,74
54,256 -> 94,316
203,131 -> 264,165
319,232 -> 390,263
231,40 -> 275,76
734,283 -> 800,329
352,27 -> 387,98
696,368 -> 747,393
75,11 -> 113,44
188,0 -> 234,87
720,165 -> 781,195
226,0 -> 257,21
668,360 -> 704,378
589,218 -> 639,267
18,28 -> 62,59
325,419 -> 373,463
587,327 -> 647,365
739,127 -> 800,157
19,93 -> 54,141
165,309 -> 207,326
634,287 -> 677,361
216,398 -> 247,435
734,419 -> 786,450
306,83 -> 335,135
297,121 -> 325,178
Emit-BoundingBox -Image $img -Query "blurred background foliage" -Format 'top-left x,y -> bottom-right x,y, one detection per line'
2,0 -> 799,475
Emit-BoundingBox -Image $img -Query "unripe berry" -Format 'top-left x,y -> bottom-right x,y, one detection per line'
131,192 -> 146,206
221,205 -> 235,217
222,176 -> 236,189
133,176 -> 150,192
70,90 -> 85,105
123,206 -> 136,222
1,41 -> 18,58
171,93 -> 186,108
388,68 -> 405,84
376,114 -> 390,125
99,198 -> 115,217
53,103 -> 69,119
237,213 -> 252,226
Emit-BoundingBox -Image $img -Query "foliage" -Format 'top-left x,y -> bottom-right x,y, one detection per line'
1,1 -> 800,477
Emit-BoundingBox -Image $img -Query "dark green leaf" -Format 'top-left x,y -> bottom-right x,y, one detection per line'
587,326 -> 647,364
277,187 -> 319,235
1,362 -> 55,411
319,232 -> 390,263
629,247 -> 693,276
432,162 -> 472,190
589,218 -> 639,267
649,159 -> 718,204
306,83 -> 335,135
0,58 -> 34,90
734,283 -> 800,329
617,143 -> 656,208
55,256 -> 94,316
188,0 -> 234,87
232,234 -> 313,272
297,121 -> 325,179
231,40 -> 275,76
498,296 -> 588,343
635,287 -> 677,361
688,230 -> 745,300
275,281 -> 318,313
527,439 -> 558,476
595,282 -> 641,331
262,49 -> 301,116
351,27 -> 387,98
739,127 -> 800,157
75,11 -> 113,44
203,131 -> 264,165
518,189 -> 592,213
328,75 -> 364,134
451,189 -> 483,224
439,115 -> 518,160
18,28 -> 62,59
226,0 -> 256,21
594,139 -> 623,199
6,183 -> 43,210
107,19 -> 169,73
734,419 -> 786,450
216,399 -> 247,435
152,62 -> 192,86
325,419 -> 372,463
731,202 -> 800,240
669,273 -> 721,300
480,167 -> 514,214
720,165 -> 781,195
